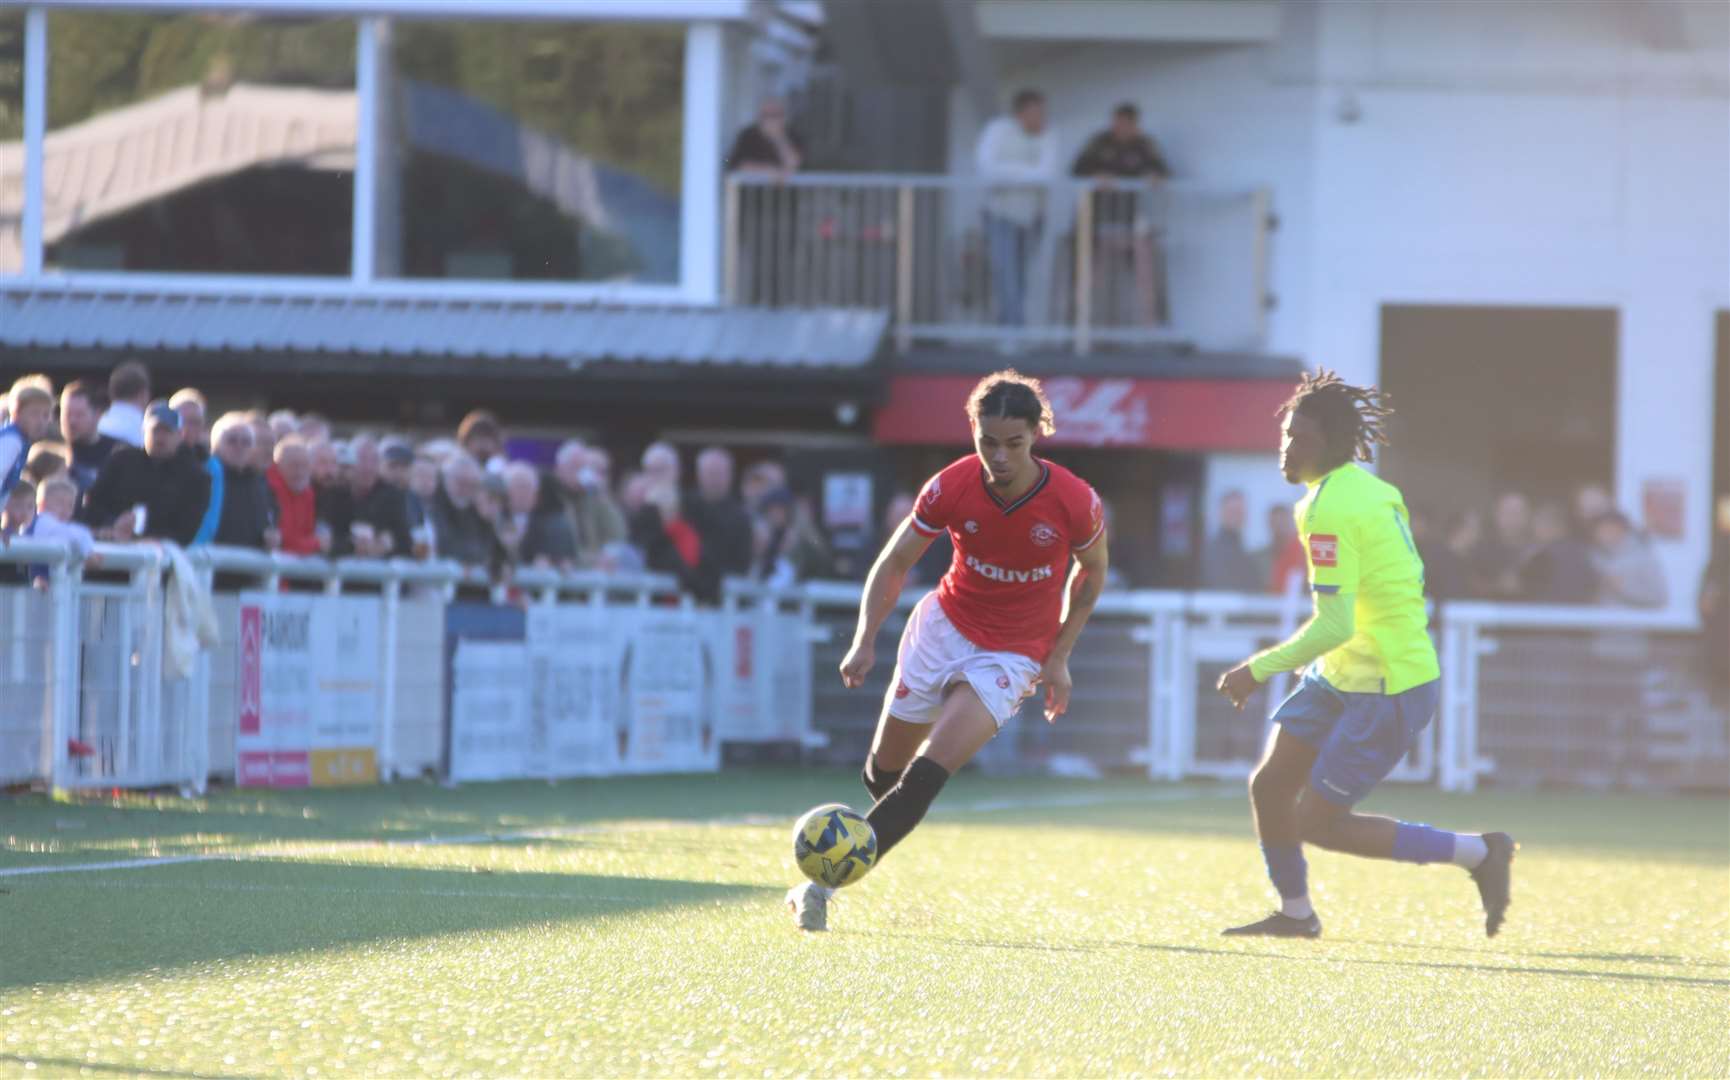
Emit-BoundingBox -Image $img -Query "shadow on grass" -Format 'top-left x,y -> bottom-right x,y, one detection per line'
1,771 -> 869,864
850,930 -> 1730,989
4,859 -> 776,991
0,1055 -> 253,1080
1339,938 -> 1730,970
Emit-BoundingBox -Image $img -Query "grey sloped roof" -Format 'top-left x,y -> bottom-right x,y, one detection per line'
0,286 -> 888,370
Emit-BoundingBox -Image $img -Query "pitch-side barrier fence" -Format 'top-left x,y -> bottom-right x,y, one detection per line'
1,542 -> 1720,794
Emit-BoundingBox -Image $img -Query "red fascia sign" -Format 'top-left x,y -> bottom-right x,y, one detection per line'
872,375 -> 1298,452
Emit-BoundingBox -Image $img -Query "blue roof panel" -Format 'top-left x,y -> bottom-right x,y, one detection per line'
0,286 -> 888,371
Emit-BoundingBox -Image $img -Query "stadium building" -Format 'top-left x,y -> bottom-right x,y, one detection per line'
1,0 -> 1725,602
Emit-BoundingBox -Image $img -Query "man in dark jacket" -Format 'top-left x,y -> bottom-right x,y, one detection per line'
430,453 -> 502,570
81,401 -> 210,544
503,461 -> 577,568
321,434 -> 413,557
58,379 -> 121,495
1519,502 -> 1597,603
683,446 -> 754,602
209,413 -> 278,549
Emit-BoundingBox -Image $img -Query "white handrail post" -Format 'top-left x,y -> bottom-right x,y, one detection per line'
895,184 -> 914,353
21,6 -> 46,277
1438,609 -> 1460,791
378,576 -> 401,782
722,175 -> 740,303
1074,185 -> 1093,355
46,553 -> 80,790
1462,619 -> 1482,792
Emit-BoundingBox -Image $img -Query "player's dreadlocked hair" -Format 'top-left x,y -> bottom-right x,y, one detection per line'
967,369 -> 1057,436
1277,368 -> 1394,468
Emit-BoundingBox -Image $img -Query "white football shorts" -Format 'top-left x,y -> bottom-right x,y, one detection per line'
884,591 -> 1041,729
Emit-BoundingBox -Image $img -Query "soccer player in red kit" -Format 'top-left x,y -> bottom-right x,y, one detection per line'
788,370 -> 1111,930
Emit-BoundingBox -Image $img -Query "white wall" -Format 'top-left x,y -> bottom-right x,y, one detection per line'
1303,0 -> 1729,613
974,0 -> 1730,611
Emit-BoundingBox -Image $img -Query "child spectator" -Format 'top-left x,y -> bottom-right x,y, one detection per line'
2,379 -> 56,501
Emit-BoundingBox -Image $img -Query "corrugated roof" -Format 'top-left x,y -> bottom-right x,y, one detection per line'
0,286 -> 888,370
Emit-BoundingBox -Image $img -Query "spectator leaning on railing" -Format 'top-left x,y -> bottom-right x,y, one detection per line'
59,379 -> 121,495
547,440 -> 630,569
976,88 -> 1058,330
267,435 -> 328,556
80,401 -> 211,545
321,433 -> 412,558
1071,101 -> 1171,326
206,413 -> 279,550
1,378 -> 55,501
684,446 -> 755,603
1589,511 -> 1667,609
502,460 -> 578,570
430,453 -> 502,570
27,475 -> 99,584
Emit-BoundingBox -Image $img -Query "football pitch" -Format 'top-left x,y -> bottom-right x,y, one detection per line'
3,771 -> 1726,1078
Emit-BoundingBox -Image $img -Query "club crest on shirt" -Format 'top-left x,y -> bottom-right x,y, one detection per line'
1029,522 -> 1059,548
1309,534 -> 1339,567
964,520 -> 979,533
995,674 -> 1011,690
921,476 -> 941,508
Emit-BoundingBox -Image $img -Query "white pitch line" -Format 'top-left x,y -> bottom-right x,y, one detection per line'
0,854 -> 222,878
0,787 -> 1235,878
19,878 -> 659,904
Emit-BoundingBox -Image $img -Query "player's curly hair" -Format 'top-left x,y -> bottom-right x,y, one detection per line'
1277,368 -> 1394,468
967,369 -> 1056,437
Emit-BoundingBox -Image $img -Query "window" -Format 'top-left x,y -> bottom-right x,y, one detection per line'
0,10 -> 22,275
43,11 -> 357,276
381,21 -> 683,283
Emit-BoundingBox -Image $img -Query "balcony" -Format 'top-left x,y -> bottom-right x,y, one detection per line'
724,173 -> 1272,355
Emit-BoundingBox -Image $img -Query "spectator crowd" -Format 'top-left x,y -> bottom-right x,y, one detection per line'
2,364 -> 1714,621
1,364 -> 834,603
1201,484 -> 1676,609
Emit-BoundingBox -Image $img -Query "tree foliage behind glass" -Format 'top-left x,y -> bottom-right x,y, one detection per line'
45,11 -> 356,131
394,21 -> 684,197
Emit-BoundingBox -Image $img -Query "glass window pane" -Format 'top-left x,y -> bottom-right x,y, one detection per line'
382,21 -> 683,283
44,11 -> 356,276
0,10 -> 22,275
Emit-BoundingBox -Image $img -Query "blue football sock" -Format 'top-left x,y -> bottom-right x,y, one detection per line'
1260,843 -> 1309,902
1391,821 -> 1457,864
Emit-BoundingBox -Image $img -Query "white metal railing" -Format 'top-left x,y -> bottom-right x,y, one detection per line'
1435,602 -> 1713,792
0,539 -> 1717,793
724,172 -> 1272,355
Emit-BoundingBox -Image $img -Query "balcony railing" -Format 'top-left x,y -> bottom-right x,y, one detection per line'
724,172 -> 1272,355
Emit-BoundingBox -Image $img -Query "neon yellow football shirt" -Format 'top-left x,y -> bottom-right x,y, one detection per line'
1294,463 -> 1440,694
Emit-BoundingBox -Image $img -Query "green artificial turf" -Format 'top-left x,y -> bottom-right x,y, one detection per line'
3,771 -> 1726,1077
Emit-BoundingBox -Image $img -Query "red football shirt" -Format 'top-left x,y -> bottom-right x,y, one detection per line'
909,456 -> 1104,662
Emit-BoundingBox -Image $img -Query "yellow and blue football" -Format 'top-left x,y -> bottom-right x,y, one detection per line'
792,803 -> 878,888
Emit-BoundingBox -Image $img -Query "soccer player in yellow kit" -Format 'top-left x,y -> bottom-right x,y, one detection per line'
1216,370 -> 1515,938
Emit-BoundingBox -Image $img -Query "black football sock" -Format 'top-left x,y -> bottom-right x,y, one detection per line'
861,754 -> 900,804
864,757 -> 951,859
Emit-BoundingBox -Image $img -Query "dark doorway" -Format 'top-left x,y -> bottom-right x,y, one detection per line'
1378,305 -> 1618,519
